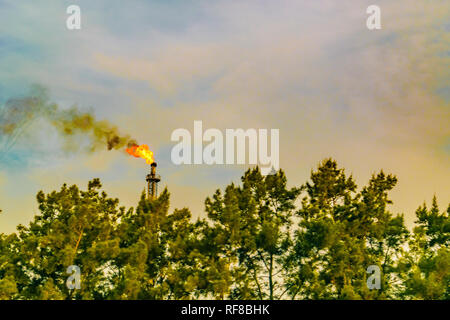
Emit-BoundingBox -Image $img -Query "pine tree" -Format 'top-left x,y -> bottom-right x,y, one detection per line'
204,167 -> 300,299
398,197 -> 450,299
286,159 -> 408,299
7,179 -> 124,299
110,189 -> 204,299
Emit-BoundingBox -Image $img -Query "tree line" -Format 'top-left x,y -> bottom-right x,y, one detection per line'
0,159 -> 448,299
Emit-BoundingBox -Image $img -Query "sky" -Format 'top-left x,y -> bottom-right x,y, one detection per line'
0,0 -> 449,233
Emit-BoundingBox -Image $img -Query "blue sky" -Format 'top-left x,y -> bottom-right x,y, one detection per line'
0,0 -> 449,232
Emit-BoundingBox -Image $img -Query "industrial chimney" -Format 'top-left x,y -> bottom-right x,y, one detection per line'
146,162 -> 161,199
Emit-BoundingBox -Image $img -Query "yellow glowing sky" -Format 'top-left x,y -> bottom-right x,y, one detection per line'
0,0 -> 449,233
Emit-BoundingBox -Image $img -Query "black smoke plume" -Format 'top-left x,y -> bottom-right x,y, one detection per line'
0,85 -> 137,156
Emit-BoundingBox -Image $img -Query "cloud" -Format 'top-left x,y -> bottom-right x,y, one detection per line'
90,0 -> 449,225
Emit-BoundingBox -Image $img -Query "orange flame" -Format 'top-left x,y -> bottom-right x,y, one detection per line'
126,144 -> 154,164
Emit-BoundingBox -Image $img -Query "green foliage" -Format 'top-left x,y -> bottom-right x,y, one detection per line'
2,178 -> 125,299
287,160 -> 410,299
0,159 -> 448,300
203,168 -> 300,299
397,196 -> 450,299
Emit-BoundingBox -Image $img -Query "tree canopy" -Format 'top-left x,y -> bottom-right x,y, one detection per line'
0,159 -> 448,299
